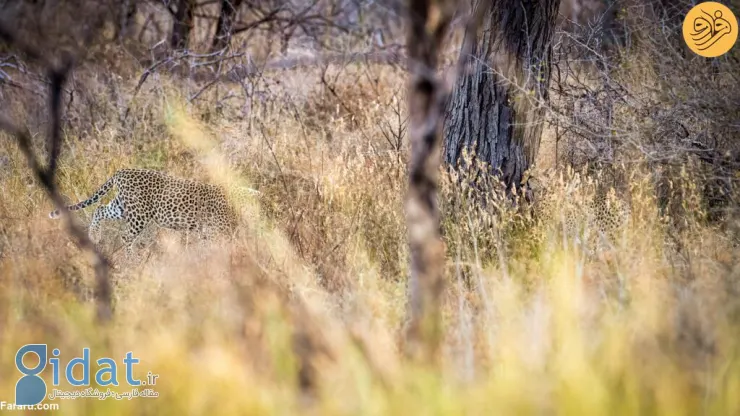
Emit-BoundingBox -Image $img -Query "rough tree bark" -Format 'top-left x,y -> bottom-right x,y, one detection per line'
444,0 -> 561,191
404,0 -> 456,361
171,0 -> 196,50
211,0 -> 243,51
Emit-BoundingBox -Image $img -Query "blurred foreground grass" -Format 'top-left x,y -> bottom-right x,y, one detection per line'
0,60 -> 738,415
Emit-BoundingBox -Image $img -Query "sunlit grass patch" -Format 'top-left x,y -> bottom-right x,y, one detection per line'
0,43 -> 738,415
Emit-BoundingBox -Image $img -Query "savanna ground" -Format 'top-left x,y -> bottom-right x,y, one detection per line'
1,1 -> 740,414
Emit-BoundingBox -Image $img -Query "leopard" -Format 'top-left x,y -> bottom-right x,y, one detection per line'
581,187 -> 631,250
49,169 -> 245,252
529,169 -> 631,253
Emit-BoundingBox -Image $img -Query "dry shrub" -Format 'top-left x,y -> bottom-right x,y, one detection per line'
0,2 -> 740,413
550,0 -> 740,225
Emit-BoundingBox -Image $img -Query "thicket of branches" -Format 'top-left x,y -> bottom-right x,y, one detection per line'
548,0 -> 740,226
0,0 -> 402,49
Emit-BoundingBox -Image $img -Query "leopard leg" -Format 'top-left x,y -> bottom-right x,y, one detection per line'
121,214 -> 149,257
88,197 -> 124,244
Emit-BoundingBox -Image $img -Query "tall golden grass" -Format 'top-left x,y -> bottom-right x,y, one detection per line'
0,48 -> 738,415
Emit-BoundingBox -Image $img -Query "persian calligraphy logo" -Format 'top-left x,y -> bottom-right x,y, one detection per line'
683,2 -> 738,57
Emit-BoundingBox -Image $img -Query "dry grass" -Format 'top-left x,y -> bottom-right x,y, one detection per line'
1,23 -> 740,415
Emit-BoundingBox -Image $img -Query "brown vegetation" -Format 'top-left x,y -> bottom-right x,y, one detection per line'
0,0 -> 739,413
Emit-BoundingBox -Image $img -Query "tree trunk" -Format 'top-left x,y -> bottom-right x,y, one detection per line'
444,0 -> 561,191
211,0 -> 243,51
171,0 -> 196,50
404,0 -> 456,362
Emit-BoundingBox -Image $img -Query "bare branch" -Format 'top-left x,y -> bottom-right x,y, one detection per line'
0,21 -> 112,323
403,0 -> 458,362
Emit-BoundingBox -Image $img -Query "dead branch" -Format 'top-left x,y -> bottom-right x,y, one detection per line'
402,0 -> 492,361
0,22 -> 112,323
403,0 -> 455,362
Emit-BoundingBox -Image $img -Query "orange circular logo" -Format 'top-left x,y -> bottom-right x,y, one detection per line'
683,2 -> 738,57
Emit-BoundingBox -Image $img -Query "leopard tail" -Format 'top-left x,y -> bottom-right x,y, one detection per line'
49,172 -> 119,219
